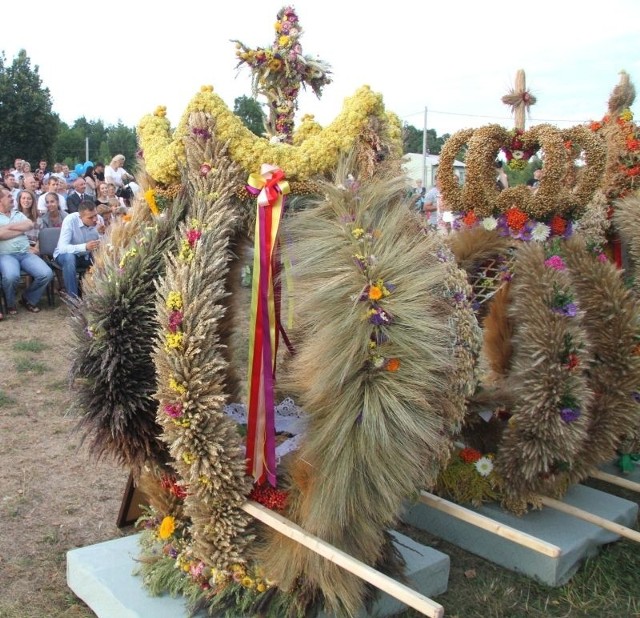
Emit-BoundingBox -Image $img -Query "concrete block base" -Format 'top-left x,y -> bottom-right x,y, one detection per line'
402,484 -> 638,586
67,530 -> 449,617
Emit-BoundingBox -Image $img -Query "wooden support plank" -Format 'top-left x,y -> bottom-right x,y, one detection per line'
539,496 -> 640,543
590,470 -> 640,494
419,491 -> 562,558
242,500 -> 444,618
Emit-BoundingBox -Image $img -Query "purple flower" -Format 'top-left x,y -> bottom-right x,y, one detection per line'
560,407 -> 581,423
453,291 -> 466,303
369,308 -> 393,326
553,302 -> 577,317
168,310 -> 184,333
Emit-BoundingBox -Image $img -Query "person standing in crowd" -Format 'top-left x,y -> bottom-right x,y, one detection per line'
94,162 -> 105,182
422,180 -> 442,226
495,160 -> 509,191
83,165 -> 97,199
38,192 -> 67,229
411,179 -> 427,212
54,200 -> 101,298
0,187 -> 53,316
105,155 -> 133,191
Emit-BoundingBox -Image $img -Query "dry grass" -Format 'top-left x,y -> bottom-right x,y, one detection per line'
0,301 -> 128,618
0,297 -> 638,618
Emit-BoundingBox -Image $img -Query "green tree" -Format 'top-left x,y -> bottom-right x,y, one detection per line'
234,95 -> 266,136
0,49 -> 59,168
106,123 -> 138,171
402,124 -> 448,155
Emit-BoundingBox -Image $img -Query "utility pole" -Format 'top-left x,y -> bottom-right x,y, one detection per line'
85,137 -> 89,162
422,106 -> 428,187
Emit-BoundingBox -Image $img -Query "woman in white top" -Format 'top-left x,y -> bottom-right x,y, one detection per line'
104,154 -> 133,189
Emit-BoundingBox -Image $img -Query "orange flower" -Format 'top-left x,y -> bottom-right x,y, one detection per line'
564,140 -> 572,150
627,138 -> 640,151
589,121 -> 602,132
459,447 -> 482,464
549,215 -> 567,236
505,207 -> 528,232
368,285 -> 383,300
386,358 -> 400,372
462,210 -> 478,227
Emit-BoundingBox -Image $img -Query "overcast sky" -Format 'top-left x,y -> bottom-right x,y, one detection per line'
4,0 -> 639,136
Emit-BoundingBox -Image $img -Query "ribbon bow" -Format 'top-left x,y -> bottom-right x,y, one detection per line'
247,163 -> 290,207
245,164 -> 290,487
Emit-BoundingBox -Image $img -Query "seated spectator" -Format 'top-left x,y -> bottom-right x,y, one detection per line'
96,203 -> 112,228
38,192 -> 67,229
37,176 -> 67,214
0,187 -> 53,316
95,181 -> 109,208
53,200 -> 101,298
16,189 -> 40,250
66,177 -> 89,214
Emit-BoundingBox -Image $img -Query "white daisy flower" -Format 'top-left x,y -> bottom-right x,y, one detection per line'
475,456 -> 494,477
531,222 -> 551,242
482,216 -> 498,231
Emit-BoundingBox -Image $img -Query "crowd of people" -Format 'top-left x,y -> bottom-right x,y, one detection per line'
0,155 -> 137,319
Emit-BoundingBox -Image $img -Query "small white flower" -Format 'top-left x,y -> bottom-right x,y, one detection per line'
512,150 -> 524,160
475,456 -> 494,477
482,216 -> 498,231
531,222 -> 551,242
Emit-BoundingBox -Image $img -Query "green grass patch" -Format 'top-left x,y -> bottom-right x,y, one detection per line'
12,339 -> 49,353
0,390 -> 16,406
14,358 -> 47,374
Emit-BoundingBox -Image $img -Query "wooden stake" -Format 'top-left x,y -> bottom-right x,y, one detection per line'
242,500 -> 444,618
540,496 -> 640,543
590,469 -> 640,494
419,491 -> 561,557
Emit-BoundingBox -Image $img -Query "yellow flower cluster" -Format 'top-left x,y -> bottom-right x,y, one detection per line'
165,331 -> 184,351
169,377 -> 186,395
137,85 -> 400,185
166,291 -> 183,310
178,239 -> 195,263
118,246 -> 138,270
144,188 -> 159,216
158,515 -> 175,540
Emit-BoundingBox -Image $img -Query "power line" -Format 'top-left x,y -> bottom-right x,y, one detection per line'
402,108 -> 591,125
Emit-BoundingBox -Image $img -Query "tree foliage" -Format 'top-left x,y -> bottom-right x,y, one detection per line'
233,95 -> 266,136
402,124 -> 449,155
0,49 -> 59,168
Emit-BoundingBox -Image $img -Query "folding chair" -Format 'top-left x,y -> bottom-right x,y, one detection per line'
37,227 -> 62,305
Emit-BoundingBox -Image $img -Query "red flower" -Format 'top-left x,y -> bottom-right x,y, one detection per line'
186,229 -> 202,248
589,121 -> 602,132
462,210 -> 478,227
625,166 -> 640,177
249,485 -> 288,511
565,354 -> 579,371
459,447 -> 482,464
626,138 -> 640,151
505,207 -> 528,232
549,215 -> 567,236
